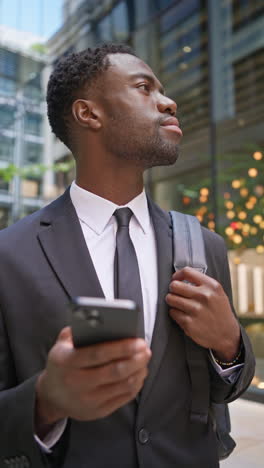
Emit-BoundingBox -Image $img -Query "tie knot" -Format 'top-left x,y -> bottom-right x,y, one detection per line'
114,207 -> 133,227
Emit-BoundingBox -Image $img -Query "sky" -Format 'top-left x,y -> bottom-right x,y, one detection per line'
0,0 -> 63,39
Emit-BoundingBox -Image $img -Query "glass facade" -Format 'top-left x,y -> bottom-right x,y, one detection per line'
24,142 -> 43,165
0,135 -> 15,162
0,105 -> 15,130
0,42 -> 46,226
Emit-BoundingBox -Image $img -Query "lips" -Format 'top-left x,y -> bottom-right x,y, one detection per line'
160,117 -> 183,137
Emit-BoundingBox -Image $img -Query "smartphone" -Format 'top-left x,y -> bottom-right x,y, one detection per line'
70,296 -> 139,347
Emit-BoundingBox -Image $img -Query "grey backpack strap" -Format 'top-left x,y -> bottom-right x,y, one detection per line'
169,211 -> 208,423
169,211 -> 236,460
169,211 -> 207,274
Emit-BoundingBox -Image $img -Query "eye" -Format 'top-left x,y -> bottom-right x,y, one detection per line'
138,83 -> 150,92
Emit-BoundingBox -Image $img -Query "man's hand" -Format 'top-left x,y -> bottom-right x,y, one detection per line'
166,267 -> 241,362
35,327 -> 151,437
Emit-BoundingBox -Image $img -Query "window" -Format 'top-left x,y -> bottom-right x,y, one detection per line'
0,135 -> 14,162
157,0 -> 175,10
232,0 -> 264,31
24,73 -> 42,102
24,113 -> 42,136
97,15 -> 113,42
0,206 -> 10,229
0,105 -> 15,130
0,77 -> 16,97
233,48 -> 264,117
0,49 -> 18,78
24,142 -> 42,164
24,85 -> 42,102
160,0 -> 200,33
112,1 -> 129,41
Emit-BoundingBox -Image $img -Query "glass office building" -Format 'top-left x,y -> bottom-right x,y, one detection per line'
0,26 -> 48,225
47,0 -> 264,401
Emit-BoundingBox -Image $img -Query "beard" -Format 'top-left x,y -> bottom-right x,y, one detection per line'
102,112 -> 180,168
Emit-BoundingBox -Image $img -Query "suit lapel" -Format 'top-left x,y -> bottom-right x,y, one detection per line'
139,198 -> 173,407
37,189 -> 104,300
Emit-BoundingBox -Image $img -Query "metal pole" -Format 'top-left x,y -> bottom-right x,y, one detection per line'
11,90 -> 24,223
208,0 -> 218,231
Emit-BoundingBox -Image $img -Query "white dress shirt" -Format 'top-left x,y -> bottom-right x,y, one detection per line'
70,181 -> 158,347
36,181 -> 243,451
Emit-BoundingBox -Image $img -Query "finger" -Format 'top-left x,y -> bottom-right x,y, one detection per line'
172,267 -> 210,286
169,280 -> 197,298
84,348 -> 151,387
69,338 -> 148,369
166,293 -> 197,315
96,368 -> 148,417
57,326 -> 74,344
169,308 -> 192,334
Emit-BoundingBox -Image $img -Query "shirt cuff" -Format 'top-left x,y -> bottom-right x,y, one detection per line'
209,349 -> 244,383
34,419 -> 68,453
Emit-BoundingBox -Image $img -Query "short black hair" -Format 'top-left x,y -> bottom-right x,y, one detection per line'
46,43 -> 136,149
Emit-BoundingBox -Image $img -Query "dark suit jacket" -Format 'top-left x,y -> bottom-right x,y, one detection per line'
0,189 -> 255,468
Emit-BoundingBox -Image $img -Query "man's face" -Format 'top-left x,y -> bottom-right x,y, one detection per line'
97,53 -> 182,169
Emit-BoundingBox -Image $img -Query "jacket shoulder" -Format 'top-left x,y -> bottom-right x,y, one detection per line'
0,189 -> 71,248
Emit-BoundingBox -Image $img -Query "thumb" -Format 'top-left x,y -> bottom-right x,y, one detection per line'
57,326 -> 73,344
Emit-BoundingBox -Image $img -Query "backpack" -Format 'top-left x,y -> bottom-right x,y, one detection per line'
169,211 -> 236,460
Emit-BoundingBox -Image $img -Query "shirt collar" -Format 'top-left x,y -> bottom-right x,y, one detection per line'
70,181 -> 150,235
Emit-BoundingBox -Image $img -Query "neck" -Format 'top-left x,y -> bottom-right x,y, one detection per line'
76,164 -> 144,206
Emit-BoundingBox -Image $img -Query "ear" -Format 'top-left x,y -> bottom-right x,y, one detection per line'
72,99 -> 102,130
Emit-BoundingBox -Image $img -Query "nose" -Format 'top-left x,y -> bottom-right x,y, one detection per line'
157,94 -> 177,116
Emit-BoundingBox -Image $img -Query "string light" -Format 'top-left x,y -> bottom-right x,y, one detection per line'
232,180 -> 241,189
208,221 -> 215,229
256,245 -> 264,254
200,206 -> 207,214
253,215 -> 263,224
238,211 -> 247,220
242,224 -> 250,232
253,151 -> 263,160
257,381 -> 264,389
200,188 -> 209,196
224,192 -> 231,199
225,227 -> 234,236
250,227 -> 258,235
182,196 -> 191,205
255,185 -> 264,196
225,201 -> 234,209
226,211 -> 235,219
245,202 -> 254,210
248,168 -> 258,177
240,188 -> 248,197
233,234 -> 242,244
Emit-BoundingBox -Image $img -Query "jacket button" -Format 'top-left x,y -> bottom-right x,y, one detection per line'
138,428 -> 149,444
21,455 -> 30,467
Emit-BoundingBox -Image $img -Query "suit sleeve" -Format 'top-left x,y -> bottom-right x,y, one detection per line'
0,304 -> 51,468
208,235 -> 255,403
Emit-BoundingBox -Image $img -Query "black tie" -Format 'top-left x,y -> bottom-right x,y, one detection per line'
114,208 -> 145,338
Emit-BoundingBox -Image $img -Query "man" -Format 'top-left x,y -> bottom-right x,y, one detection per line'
0,43 -> 255,468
